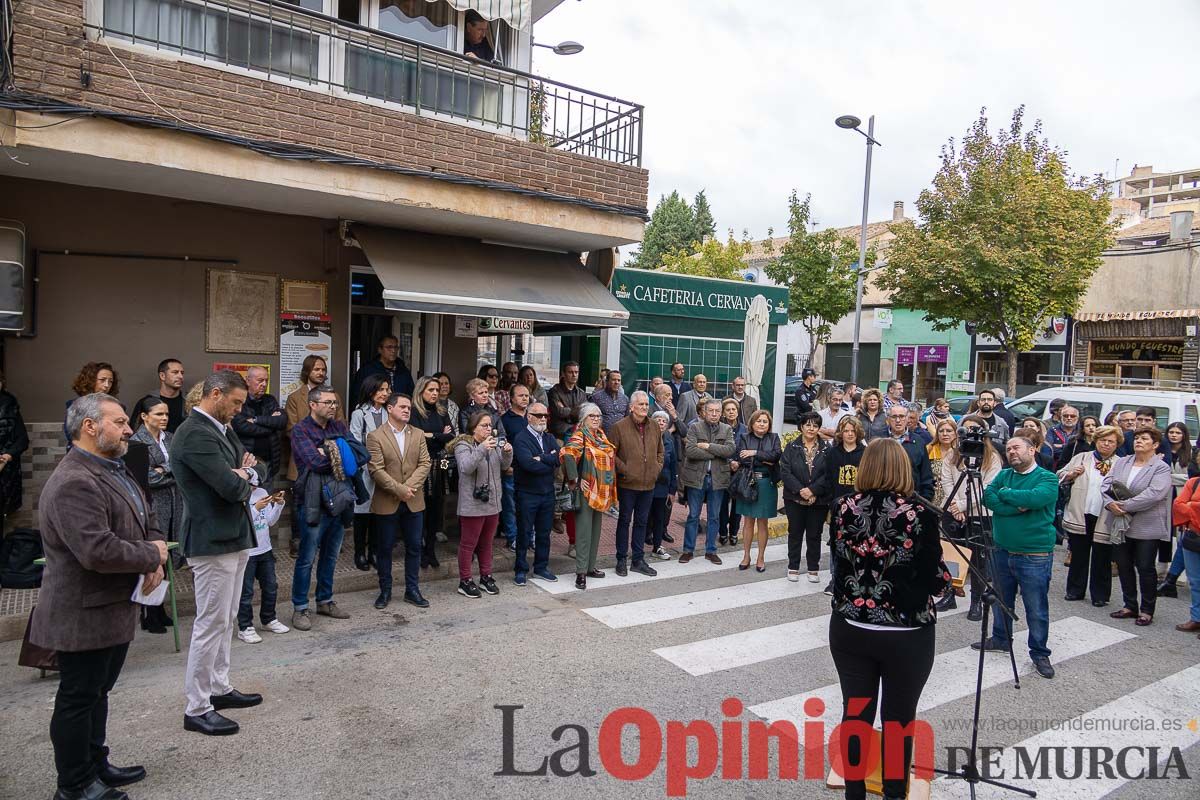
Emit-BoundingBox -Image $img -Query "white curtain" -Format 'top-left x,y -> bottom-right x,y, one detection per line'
742,295 -> 770,402
428,0 -> 531,29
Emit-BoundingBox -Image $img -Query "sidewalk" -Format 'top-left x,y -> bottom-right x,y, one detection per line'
0,502 -> 786,642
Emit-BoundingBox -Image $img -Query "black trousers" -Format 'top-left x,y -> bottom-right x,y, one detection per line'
646,496 -> 669,550
785,500 -> 827,572
719,490 -> 741,539
829,615 -> 935,800
376,504 -> 424,597
1065,514 -> 1112,603
352,513 -> 377,561
1114,538 -> 1159,616
51,643 -> 130,790
423,469 -> 445,559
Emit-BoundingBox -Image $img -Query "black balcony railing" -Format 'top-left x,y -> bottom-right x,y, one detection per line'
90,0 -> 643,166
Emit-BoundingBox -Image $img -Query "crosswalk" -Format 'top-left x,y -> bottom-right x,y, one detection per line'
535,553 -> 1199,798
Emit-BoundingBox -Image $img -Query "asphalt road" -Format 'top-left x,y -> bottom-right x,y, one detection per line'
1,546 -> 1198,800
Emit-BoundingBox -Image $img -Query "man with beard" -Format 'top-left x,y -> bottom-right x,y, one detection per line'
32,394 -> 168,800
974,388 -> 1011,444
173,370 -> 268,736
512,402 -> 561,585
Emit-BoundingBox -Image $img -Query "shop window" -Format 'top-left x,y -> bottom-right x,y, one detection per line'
103,0 -> 320,82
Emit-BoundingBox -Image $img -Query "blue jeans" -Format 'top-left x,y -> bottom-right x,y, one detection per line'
1182,547 -> 1200,623
615,487 -> 653,565
991,549 -> 1053,660
1167,542 -> 1186,579
291,512 -> 346,611
375,504 -> 423,597
515,490 -> 554,576
684,475 -> 724,555
237,550 -> 278,629
500,474 -> 517,545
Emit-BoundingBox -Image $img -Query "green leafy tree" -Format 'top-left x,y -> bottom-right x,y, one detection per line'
691,190 -> 716,244
660,230 -> 753,280
763,191 -> 864,364
876,107 -> 1115,395
629,191 -> 696,270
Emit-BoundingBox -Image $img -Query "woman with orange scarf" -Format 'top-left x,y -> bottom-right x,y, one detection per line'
561,402 -> 616,590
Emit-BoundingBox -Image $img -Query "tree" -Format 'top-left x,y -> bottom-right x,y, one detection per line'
691,190 -> 716,244
628,191 -> 697,270
660,230 -> 753,280
763,191 -> 864,365
876,107 -> 1115,396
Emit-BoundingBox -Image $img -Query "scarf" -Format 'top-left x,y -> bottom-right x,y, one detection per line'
561,424 -> 617,512
1094,453 -> 1114,476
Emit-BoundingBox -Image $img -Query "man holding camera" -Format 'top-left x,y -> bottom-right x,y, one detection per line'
977,432 -> 1059,679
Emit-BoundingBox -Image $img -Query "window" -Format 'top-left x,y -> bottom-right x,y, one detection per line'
375,0 -> 452,47
1006,399 -> 1047,419
1185,405 -> 1199,438
103,0 -> 320,82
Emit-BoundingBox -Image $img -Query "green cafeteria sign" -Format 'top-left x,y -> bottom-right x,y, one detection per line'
611,268 -> 788,325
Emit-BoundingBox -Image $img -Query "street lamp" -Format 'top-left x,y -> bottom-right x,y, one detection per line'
533,40 -> 585,55
836,114 -> 882,384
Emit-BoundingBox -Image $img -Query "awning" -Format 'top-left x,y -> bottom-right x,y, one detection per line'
432,0 -> 531,29
1075,309 -> 1200,322
354,226 -> 629,328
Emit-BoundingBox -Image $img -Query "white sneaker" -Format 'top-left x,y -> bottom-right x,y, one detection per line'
435,531 -> 448,543
651,547 -> 672,561
566,544 -> 576,558
237,627 -> 263,644
787,569 -> 801,582
263,619 -> 289,634
807,572 -> 820,583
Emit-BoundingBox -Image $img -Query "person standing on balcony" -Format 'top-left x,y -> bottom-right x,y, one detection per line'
353,335 -> 414,401
463,9 -> 495,62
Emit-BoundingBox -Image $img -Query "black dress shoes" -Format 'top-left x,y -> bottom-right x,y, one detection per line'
967,598 -> 983,621
210,689 -> 262,710
97,761 -> 146,788
184,710 -> 239,736
375,591 -> 391,609
403,591 -> 430,608
54,778 -> 129,800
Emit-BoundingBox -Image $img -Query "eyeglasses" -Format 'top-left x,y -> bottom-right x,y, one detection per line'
485,373 -> 499,379
315,400 -> 339,408
529,412 -> 548,418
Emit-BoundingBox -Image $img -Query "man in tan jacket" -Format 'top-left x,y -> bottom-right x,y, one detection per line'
609,390 -> 664,577
367,392 -> 431,609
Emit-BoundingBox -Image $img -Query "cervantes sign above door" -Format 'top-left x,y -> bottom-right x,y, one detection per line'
611,268 -> 788,325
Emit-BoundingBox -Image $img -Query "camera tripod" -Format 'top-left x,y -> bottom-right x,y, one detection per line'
911,459 -> 1034,799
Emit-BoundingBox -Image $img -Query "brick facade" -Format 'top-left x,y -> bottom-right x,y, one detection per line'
9,0 -> 648,215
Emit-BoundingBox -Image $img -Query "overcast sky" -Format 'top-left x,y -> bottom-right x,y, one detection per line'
533,0 -> 1200,240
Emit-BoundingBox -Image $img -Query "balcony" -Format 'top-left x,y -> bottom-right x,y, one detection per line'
88,0 -> 643,167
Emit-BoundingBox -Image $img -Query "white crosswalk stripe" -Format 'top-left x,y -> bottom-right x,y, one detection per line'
582,572 -> 829,629
531,542 -> 791,594
748,616 -> 1137,743
935,663 -> 1200,799
654,602 -> 967,676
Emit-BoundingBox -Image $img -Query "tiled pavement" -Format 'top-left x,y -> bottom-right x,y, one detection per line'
0,501 -> 786,641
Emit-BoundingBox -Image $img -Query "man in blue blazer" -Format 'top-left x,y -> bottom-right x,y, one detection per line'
171,370 -> 268,737
512,402 -> 560,585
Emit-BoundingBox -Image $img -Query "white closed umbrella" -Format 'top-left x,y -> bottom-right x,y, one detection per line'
741,294 -> 770,402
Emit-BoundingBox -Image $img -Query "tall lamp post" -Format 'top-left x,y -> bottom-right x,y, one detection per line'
835,114 -> 882,384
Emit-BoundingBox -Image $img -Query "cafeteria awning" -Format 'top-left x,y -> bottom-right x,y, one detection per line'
353,226 -> 629,329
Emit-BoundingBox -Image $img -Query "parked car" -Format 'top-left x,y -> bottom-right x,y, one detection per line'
1005,386 -> 1200,432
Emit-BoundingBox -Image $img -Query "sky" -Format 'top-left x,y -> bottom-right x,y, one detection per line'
532,0 -> 1200,240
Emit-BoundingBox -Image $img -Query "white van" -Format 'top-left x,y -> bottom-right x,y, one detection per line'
1005,377 -> 1200,433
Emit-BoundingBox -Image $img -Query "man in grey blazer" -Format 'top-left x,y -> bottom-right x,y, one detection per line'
33,394 -> 168,800
171,370 -> 268,736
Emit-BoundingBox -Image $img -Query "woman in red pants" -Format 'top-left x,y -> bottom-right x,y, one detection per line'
451,412 -> 513,598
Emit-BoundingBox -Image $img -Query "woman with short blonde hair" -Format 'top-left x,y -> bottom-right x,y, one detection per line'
830,436 -> 949,800
1059,424 -> 1123,607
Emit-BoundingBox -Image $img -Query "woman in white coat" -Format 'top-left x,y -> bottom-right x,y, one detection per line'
1058,425 -> 1122,607
350,375 -> 391,570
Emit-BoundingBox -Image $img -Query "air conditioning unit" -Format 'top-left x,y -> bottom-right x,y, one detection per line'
0,220 -> 26,333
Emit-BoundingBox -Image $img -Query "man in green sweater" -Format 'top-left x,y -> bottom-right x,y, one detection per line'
976,431 -> 1059,679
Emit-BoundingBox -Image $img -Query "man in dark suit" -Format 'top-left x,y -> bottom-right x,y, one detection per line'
885,403 -> 935,498
171,370 -> 268,737
32,393 -> 168,800
512,402 -> 561,586
366,392 -> 431,610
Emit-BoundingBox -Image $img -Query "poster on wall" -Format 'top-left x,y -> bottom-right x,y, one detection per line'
212,362 -> 271,392
279,313 -> 331,402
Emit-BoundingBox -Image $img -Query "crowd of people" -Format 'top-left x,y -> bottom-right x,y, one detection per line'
18,345 -> 1200,800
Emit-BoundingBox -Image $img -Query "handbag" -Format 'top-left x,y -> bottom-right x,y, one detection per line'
554,476 -> 578,513
1181,529 -> 1200,554
730,453 -> 758,503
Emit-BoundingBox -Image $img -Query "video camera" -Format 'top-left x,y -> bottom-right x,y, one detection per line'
955,425 -> 1002,469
